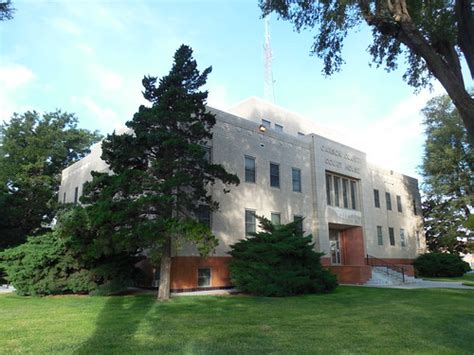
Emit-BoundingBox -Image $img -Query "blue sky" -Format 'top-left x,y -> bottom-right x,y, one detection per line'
1,0 -> 460,179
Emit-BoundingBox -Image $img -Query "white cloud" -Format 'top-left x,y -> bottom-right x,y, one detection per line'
71,96 -> 122,130
207,84 -> 231,110
0,65 -> 35,122
0,64 -> 35,90
97,70 -> 124,91
52,18 -> 82,36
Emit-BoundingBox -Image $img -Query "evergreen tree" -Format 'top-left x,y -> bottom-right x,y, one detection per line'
81,45 -> 239,300
421,94 -> 473,254
0,111 -> 101,250
229,217 -> 337,296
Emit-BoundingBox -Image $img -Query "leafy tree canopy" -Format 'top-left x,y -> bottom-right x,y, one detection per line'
260,0 -> 474,140
0,111 -> 102,249
421,94 -> 473,254
0,0 -> 14,21
80,45 -> 239,300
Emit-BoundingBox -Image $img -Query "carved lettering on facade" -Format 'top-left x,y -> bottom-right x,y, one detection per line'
321,145 -> 361,174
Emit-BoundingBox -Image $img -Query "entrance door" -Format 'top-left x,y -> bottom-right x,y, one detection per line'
329,230 -> 342,265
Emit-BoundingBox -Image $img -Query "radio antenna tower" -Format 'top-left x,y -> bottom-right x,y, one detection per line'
263,15 -> 275,103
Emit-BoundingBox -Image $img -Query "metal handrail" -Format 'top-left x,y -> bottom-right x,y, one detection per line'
366,254 -> 405,282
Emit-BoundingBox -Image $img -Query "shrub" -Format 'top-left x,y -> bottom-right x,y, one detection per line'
229,218 -> 338,296
0,232 -> 96,296
413,253 -> 471,277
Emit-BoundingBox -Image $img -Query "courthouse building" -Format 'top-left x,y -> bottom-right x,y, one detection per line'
59,97 -> 425,290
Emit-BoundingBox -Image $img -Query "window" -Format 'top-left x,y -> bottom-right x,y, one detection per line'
292,168 -> 301,192
271,212 -> 281,225
334,176 -> 340,207
203,146 -> 212,163
386,192 -> 392,211
400,228 -> 406,247
294,215 -> 303,234
197,268 -> 211,287
197,206 -> 211,228
245,209 -> 256,236
350,181 -> 357,210
261,119 -> 271,128
396,195 -> 402,213
325,172 -> 359,210
377,226 -> 383,245
389,227 -> 395,246
326,174 -> 332,205
244,156 -> 256,183
342,178 -> 349,208
413,198 -> 418,215
416,230 -> 421,248
63,192 -> 66,204
270,162 -> 280,188
297,132 -> 305,138
275,123 -> 283,132
374,189 -> 380,208
74,187 -> 79,205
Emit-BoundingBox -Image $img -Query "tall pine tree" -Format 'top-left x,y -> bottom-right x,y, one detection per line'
81,45 -> 239,300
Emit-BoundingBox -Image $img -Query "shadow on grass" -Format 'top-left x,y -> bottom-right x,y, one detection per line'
76,294 -> 155,354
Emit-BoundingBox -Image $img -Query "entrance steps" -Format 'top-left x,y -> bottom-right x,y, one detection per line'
365,266 -> 417,286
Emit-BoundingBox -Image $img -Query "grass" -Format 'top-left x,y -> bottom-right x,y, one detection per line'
0,286 -> 473,354
422,273 -> 474,283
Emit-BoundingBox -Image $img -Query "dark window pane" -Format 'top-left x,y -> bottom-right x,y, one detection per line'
386,192 -> 392,211
262,119 -> 271,128
294,216 -> 303,234
377,226 -> 383,245
198,268 -> 211,287
292,168 -> 301,192
342,179 -> 349,208
397,195 -> 402,213
197,206 -> 211,228
74,187 -> 78,205
326,174 -> 332,205
245,156 -> 255,183
350,180 -> 357,210
374,189 -> 380,208
389,227 -> 395,246
270,163 -> 280,188
334,176 -> 340,207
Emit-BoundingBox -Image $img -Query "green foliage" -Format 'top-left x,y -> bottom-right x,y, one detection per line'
413,253 -> 471,277
421,95 -> 473,254
79,45 -> 239,291
0,111 -> 101,250
0,231 -> 96,296
0,0 -> 14,21
229,217 -> 337,296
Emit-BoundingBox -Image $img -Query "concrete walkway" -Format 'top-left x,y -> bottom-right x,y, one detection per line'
0,285 -> 15,294
363,279 -> 474,290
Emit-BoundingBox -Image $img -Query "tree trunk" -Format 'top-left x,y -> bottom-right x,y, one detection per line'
157,236 -> 172,301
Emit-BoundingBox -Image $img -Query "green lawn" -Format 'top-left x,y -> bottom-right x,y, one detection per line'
422,273 -> 474,283
0,286 -> 473,354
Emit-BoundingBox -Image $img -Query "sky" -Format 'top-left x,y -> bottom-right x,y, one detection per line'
1,0 -> 464,181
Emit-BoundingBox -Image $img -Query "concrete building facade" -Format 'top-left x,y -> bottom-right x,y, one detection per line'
59,97 -> 425,290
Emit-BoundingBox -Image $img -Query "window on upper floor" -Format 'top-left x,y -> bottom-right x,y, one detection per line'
244,156 -> 256,183
292,168 -> 301,192
197,205 -> 211,228
261,119 -> 271,129
297,132 -> 305,138
275,123 -> 283,132
63,192 -> 66,204
389,227 -> 395,246
270,162 -> 280,188
374,189 -> 380,208
396,195 -> 402,213
377,226 -> 383,245
325,172 -> 359,210
386,192 -> 392,211
413,198 -> 418,215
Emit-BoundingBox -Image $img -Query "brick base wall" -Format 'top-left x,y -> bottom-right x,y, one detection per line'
328,265 -> 372,284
